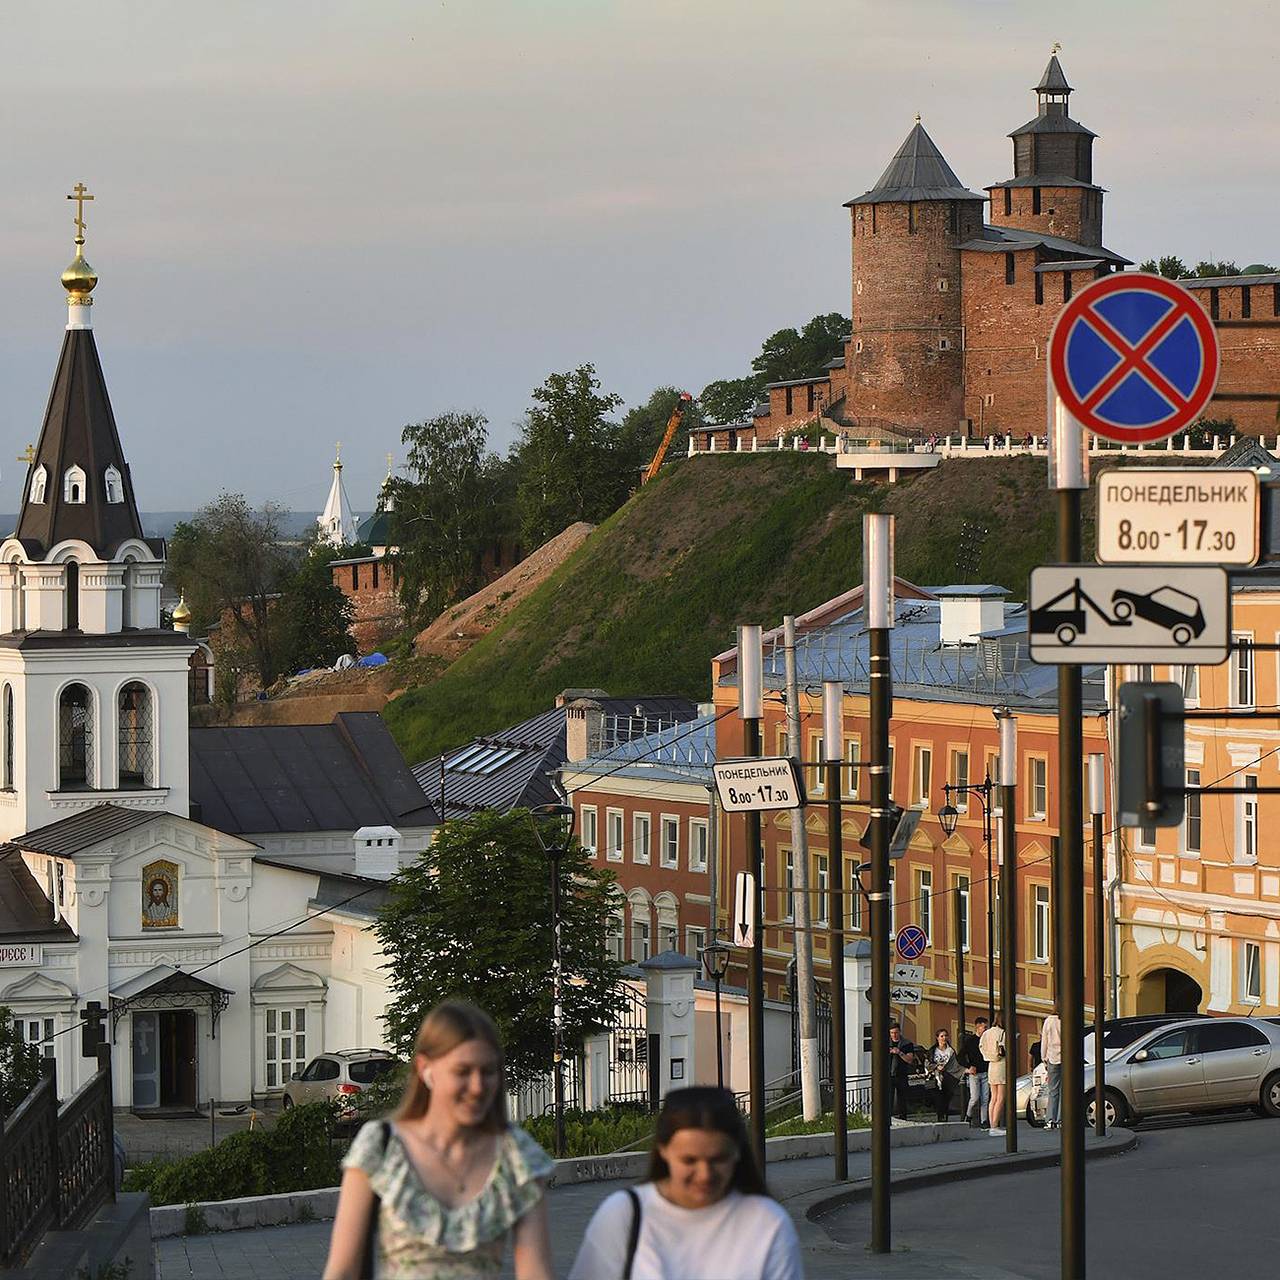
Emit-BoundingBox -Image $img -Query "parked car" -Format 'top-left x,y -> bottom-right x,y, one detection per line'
1110,585 -> 1205,645
1020,1017 -> 1280,1128
282,1048 -> 402,1111
1019,1014 -> 1213,1126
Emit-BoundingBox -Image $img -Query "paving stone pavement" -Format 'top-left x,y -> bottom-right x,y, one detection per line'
153,1123 -> 1106,1278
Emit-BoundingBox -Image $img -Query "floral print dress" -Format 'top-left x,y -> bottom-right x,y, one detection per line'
343,1121 -> 554,1278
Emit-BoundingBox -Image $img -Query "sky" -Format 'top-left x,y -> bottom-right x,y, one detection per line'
0,0 -> 1274,514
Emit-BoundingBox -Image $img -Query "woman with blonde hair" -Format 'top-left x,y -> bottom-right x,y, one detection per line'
324,1001 -> 554,1279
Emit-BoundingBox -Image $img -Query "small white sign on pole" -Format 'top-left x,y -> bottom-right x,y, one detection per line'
889,984 -> 924,1006
732,872 -> 756,948
891,962 -> 924,984
1096,469 -> 1259,566
713,757 -> 806,812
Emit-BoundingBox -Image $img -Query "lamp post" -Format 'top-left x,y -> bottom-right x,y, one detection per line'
996,708 -> 1018,1155
530,802 -> 576,1160
823,679 -> 849,1181
1089,753 -> 1107,1137
702,934 -> 730,1088
938,776 -> 996,1021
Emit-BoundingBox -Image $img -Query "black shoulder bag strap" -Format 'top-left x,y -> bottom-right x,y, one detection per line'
622,1186 -> 642,1280
361,1121 -> 391,1279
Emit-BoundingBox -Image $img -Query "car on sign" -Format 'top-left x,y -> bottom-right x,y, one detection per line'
283,1048 -> 402,1113
1110,585 -> 1205,645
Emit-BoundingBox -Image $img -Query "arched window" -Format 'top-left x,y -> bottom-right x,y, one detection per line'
65,562 -> 79,630
121,558 -> 135,630
655,893 -> 679,955
30,466 -> 47,504
606,890 -> 625,963
118,682 -> 154,789
9,559 -> 23,633
58,683 -> 94,789
3,684 -> 13,791
627,890 -> 652,963
63,466 -> 86,504
104,466 -> 123,504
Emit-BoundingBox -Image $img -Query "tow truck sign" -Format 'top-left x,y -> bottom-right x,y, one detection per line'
1028,565 -> 1229,665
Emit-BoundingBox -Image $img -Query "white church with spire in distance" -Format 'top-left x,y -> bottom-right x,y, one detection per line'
317,444 -> 358,547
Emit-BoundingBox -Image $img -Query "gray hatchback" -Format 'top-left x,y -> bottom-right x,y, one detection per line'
1083,1017 -> 1280,1127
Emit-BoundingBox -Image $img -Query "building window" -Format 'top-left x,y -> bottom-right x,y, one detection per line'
908,202 -> 916,234
1210,287 -> 1220,320
65,562 -> 79,631
854,338 -> 864,353
63,465 -> 86,504
1243,942 -> 1262,1002
16,1016 -> 55,1059
633,814 -> 651,864
660,816 -> 679,868
1003,188 -> 1012,216
104,466 -> 124,504
118,682 -> 154,789
1232,634 -> 1255,707
1243,286 -> 1252,319
606,908 -> 625,962
2,684 -> 12,792
1032,186 -> 1041,214
606,809 -> 624,862
1028,757 -> 1048,820
1138,819 -> 1156,850
1063,272 -> 1073,302
807,384 -> 816,412
847,858 -> 863,930
785,387 -> 793,416
816,855 -> 829,925
580,806 -> 598,857
265,1006 -> 307,1089
937,278 -> 949,292
993,881 -> 1001,957
918,869 -> 932,941
1033,885 -> 1051,962
656,896 -> 679,954
1180,664 -> 1199,706
689,819 -> 708,873
1239,776 -> 1259,863
886,743 -> 895,801
912,746 -> 932,809
957,874 -> 971,950
631,912 -> 651,963
685,926 -> 706,960
1184,770 -> 1201,853
784,850 -> 796,922
1005,252 -> 1016,285
351,564 -> 358,590
808,732 -> 824,795
1035,272 -> 1044,305
29,466 -> 47,504
58,683 -> 94,790
372,560 -> 379,590
845,738 -> 861,799
950,749 -> 970,811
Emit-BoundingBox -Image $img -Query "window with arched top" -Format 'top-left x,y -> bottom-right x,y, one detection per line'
121,558 -> 135,630
58,683 -> 94,790
655,893 -> 679,955
104,466 -> 124,504
9,559 -> 23,633
30,466 -> 47,504
118,682 -> 154,789
65,562 -> 80,631
627,890 -> 652,963
3,684 -> 13,792
63,466 -> 86,504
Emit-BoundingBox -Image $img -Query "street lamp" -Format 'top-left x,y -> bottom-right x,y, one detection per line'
939,774 -> 996,1021
530,802 -> 576,1159
701,934 -> 731,1088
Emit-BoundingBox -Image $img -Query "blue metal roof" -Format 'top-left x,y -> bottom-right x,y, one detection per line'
570,712 -> 720,787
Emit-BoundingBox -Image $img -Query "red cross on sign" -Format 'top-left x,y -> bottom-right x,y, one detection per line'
1048,272 -> 1220,445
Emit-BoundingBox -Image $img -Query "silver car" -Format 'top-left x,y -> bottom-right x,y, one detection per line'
1024,1017 -> 1280,1128
282,1048 -> 401,1111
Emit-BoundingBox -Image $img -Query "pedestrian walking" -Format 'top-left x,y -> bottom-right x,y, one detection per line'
567,1086 -> 803,1280
928,1028 -> 964,1122
979,1010 -> 1007,1137
956,1016 -> 990,1128
323,1001 -> 554,1280
1041,1007 -> 1063,1129
887,1020 -> 919,1121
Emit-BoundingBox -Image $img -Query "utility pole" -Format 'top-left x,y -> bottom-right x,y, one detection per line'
865,514 -> 895,1255
1089,754 -> 1107,1137
823,680 -> 849,1180
997,709 -> 1018,1155
784,616 -> 821,1121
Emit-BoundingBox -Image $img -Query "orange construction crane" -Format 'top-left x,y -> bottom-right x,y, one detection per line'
642,392 -> 693,484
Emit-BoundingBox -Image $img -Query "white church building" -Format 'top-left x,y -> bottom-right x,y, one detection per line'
0,198 -> 437,1111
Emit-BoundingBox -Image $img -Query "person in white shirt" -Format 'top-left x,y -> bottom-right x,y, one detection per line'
568,1086 -> 803,1280
978,1011 -> 1007,1137
1041,1008 -> 1063,1129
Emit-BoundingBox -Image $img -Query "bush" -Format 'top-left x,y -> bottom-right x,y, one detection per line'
766,1110 -> 872,1138
129,1102 -> 343,1207
522,1107 -> 654,1157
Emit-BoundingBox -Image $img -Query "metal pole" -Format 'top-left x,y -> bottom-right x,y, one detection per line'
714,972 -> 725,1089
984,785 -> 995,1022
865,514 -> 895,1255
739,624 -> 768,1170
824,680 -> 848,1181
1090,755 -> 1107,1138
551,846 -> 566,1159
953,889 -> 966,1060
998,710 -> 1018,1156
1050,394 -> 1088,1279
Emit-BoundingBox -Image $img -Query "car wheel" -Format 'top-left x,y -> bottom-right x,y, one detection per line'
1085,1089 -> 1126,1128
1113,598 -> 1134,620
1261,1071 -> 1280,1118
1025,1102 -> 1045,1129
282,1095 -> 294,1110
1172,624 -> 1192,646
1056,624 -> 1078,645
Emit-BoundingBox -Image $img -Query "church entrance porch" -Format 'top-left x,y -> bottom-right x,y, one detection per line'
131,1009 -> 198,1111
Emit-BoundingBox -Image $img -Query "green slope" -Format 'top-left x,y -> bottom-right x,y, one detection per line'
384,453 -> 1073,763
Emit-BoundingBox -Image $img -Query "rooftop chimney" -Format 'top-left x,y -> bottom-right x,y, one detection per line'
565,699 -> 604,763
354,826 -> 402,879
935,585 -> 1010,646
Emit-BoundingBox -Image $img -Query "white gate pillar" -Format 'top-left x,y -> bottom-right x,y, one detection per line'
640,952 -> 699,1101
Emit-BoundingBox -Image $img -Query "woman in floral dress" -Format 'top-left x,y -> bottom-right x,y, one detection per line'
324,1002 -> 554,1279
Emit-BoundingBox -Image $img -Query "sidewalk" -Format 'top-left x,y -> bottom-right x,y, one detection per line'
153,1122 -> 1134,1279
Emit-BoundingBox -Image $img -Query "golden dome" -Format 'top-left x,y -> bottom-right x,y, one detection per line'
61,241 -> 98,299
172,594 -> 191,629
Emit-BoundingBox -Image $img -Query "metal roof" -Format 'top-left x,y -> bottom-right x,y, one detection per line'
0,851 -> 77,941
959,224 -> 1130,265
845,122 -> 985,207
987,176 -> 1102,191
1009,114 -> 1096,139
1182,273 -> 1280,289
569,712 -> 720,788
1034,259 -> 1106,272
932,584 -> 1009,598
109,963 -> 233,1002
0,803 -> 157,860
1036,55 -> 1072,93
190,712 -> 437,835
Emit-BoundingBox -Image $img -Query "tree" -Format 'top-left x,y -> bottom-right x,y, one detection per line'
0,1008 -> 40,1120
167,494 -> 296,689
1194,260 -> 1240,278
618,386 -> 705,479
390,412 -> 514,626
1138,256 -> 1191,279
514,365 -> 625,547
277,535 -> 357,672
698,376 -> 760,426
376,809 -> 623,1087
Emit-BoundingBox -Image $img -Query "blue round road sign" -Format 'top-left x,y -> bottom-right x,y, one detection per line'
1048,272 -> 1219,445
896,924 -> 928,960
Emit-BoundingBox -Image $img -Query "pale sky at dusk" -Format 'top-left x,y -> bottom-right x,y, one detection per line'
0,0 -> 1273,514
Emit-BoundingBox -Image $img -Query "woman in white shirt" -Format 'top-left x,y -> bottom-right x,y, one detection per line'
568,1086 -> 803,1280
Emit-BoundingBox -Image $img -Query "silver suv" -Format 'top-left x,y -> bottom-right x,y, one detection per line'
282,1049 -> 402,1111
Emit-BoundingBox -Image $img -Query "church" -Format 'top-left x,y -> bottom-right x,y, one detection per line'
0,191 -> 438,1111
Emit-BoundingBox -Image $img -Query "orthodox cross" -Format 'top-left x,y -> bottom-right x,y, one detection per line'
17,444 -> 34,466
67,182 -> 94,240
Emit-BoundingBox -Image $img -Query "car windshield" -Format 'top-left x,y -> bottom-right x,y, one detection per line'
1149,587 -> 1195,610
349,1059 -> 399,1084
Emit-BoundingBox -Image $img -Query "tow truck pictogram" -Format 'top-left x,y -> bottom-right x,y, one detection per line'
1028,577 -> 1132,646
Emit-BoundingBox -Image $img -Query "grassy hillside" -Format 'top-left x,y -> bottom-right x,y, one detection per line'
384,453 -> 1074,763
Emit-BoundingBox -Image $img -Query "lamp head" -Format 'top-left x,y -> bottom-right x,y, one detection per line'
939,801 -> 960,837
529,803 -> 576,854
702,939 -> 730,980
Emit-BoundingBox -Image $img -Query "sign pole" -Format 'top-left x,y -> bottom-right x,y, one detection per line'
865,514 -> 895,1255
824,680 -> 848,1181
1049,393 -> 1087,1280
738,624 -> 768,1171
1089,755 -> 1107,1137
953,891 -> 966,1049
997,709 -> 1019,1155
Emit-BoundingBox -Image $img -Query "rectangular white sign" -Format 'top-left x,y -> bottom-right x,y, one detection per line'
889,984 -> 923,1006
1029,565 -> 1230,665
0,942 -> 42,968
713,757 -> 806,812
732,872 -> 756,948
891,963 -> 924,984
1096,469 -> 1259,566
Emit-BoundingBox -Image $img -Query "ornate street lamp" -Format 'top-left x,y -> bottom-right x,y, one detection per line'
701,935 -> 731,1088
940,775 -> 996,1021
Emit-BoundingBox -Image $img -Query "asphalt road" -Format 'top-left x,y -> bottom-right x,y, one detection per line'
821,1110 -> 1280,1278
